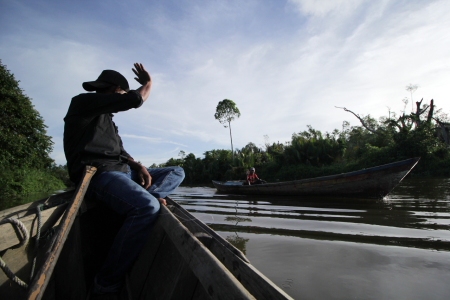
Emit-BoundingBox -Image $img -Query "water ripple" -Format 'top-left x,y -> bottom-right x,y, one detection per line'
172,179 -> 450,299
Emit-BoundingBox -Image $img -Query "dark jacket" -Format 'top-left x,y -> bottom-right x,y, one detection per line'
63,90 -> 143,183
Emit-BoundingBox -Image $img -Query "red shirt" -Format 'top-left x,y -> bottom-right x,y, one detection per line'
247,173 -> 259,184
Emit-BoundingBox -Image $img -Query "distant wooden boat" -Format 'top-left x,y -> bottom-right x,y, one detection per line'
213,157 -> 420,199
0,167 -> 292,300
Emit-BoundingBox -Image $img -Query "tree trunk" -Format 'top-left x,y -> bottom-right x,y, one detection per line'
414,98 -> 423,127
427,99 -> 434,123
229,121 -> 234,161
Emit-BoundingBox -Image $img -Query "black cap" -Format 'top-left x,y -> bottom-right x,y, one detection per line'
82,70 -> 130,92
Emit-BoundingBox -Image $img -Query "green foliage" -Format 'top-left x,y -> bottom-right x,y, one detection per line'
284,125 -> 345,166
235,142 -> 267,169
411,154 -> 450,177
0,163 -> 70,208
0,60 -> 54,169
0,167 -> 65,204
49,163 -> 74,188
391,122 -> 438,159
0,61 -> 68,207
433,146 -> 449,159
214,99 -> 241,127
202,149 -> 234,181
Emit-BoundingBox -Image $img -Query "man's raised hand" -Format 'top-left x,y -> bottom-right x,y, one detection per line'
132,63 -> 151,86
133,63 -> 152,102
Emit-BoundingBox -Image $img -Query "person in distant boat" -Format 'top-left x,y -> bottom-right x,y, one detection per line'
247,167 -> 265,185
63,63 -> 185,298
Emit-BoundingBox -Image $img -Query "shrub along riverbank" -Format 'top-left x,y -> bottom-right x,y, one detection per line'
0,166 -> 67,210
0,167 -> 66,196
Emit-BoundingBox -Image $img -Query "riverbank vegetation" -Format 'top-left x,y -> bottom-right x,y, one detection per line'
159,99 -> 450,184
0,61 -> 66,203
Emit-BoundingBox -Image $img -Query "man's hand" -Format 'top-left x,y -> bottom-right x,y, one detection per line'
137,166 -> 152,189
128,159 -> 165,205
128,158 -> 152,189
132,63 -> 151,85
133,63 -> 152,102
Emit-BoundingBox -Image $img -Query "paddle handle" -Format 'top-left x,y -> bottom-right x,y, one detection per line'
27,166 -> 97,300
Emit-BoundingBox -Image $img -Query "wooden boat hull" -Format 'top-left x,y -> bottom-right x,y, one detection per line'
213,158 -> 420,199
0,190 -> 76,300
1,167 -> 292,299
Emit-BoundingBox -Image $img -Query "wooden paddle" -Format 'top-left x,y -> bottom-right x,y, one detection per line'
27,166 -> 96,300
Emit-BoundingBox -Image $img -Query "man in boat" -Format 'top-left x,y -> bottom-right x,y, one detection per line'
246,167 -> 265,185
63,63 -> 185,298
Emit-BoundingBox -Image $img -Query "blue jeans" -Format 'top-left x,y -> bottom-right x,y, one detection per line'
85,165 -> 185,294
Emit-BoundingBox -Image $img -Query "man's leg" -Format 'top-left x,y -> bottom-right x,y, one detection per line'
132,166 -> 185,199
86,170 -> 161,294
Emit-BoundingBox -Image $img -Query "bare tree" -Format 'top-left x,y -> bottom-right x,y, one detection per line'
406,84 -> 418,112
401,97 -> 409,115
412,98 -> 434,128
337,98 -> 435,133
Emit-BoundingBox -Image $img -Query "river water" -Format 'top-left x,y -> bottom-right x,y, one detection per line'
170,178 -> 450,300
3,178 -> 449,299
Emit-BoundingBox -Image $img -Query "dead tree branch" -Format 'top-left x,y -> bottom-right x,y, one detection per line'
336,106 -> 385,134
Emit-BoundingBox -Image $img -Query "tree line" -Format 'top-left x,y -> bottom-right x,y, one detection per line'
158,98 -> 450,184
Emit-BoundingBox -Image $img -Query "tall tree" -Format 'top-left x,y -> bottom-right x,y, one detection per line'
406,83 -> 418,112
0,60 -> 54,169
214,99 -> 241,160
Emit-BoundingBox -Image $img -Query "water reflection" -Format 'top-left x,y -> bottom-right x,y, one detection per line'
223,200 -> 251,254
225,233 -> 250,255
172,178 -> 450,300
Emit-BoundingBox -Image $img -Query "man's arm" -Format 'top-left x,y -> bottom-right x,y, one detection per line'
127,158 -> 167,206
132,63 -> 152,102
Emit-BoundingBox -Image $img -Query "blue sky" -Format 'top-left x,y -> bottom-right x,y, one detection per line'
1,0 -> 450,166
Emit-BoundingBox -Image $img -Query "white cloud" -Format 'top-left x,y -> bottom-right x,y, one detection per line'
1,0 -> 450,166
169,147 -> 181,154
288,0 -> 369,17
121,134 -> 188,147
